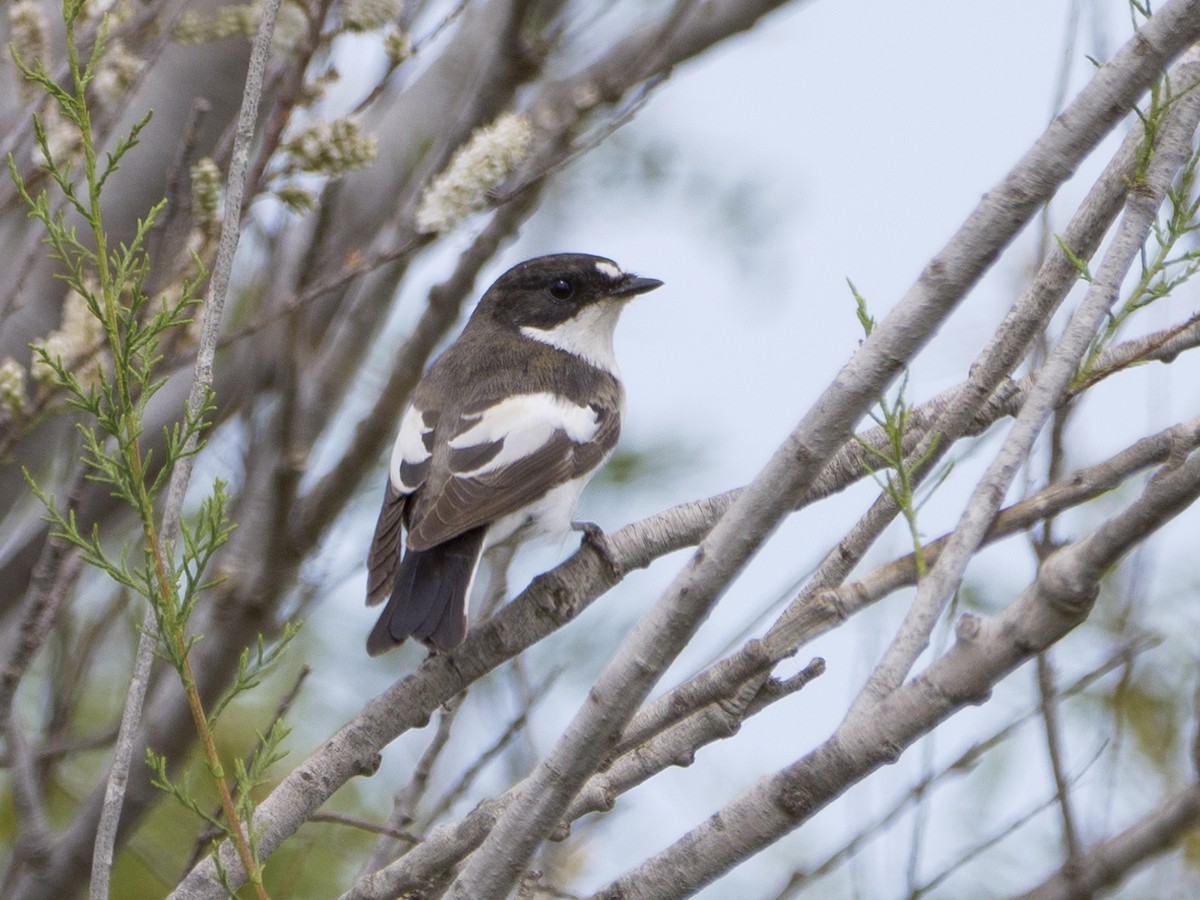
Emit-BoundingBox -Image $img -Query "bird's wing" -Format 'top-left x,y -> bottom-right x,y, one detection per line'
405,391 -> 620,551
365,404 -> 437,606
365,480 -> 407,606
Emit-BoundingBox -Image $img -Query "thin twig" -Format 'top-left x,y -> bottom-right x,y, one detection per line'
185,664 -> 313,874
1036,653 -> 1083,883
422,671 -> 560,828
603,445 -> 1200,897
772,639 -> 1153,899
309,812 -> 423,843
361,693 -> 465,875
0,464 -> 87,728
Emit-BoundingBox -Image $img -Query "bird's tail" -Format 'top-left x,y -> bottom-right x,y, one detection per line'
366,525 -> 487,656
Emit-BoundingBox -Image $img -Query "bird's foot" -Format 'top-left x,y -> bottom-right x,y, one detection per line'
572,520 -> 618,573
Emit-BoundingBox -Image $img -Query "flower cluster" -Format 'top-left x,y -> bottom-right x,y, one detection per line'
384,28 -> 412,66
272,1 -> 310,55
0,358 -> 27,421
8,1 -> 48,102
92,40 -> 143,109
79,0 -> 131,29
30,286 -> 106,386
175,4 -> 258,43
191,158 -> 224,234
175,1 -> 308,55
281,116 -> 378,177
343,0 -> 399,32
415,112 -> 533,235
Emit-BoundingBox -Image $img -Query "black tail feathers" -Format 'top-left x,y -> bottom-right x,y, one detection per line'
366,525 -> 487,656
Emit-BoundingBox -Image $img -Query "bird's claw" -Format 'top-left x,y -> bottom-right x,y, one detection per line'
572,520 -> 617,572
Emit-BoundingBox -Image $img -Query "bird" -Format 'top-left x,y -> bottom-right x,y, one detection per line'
365,252 -> 663,655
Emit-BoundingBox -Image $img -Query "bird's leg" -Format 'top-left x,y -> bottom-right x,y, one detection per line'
479,542 -> 517,619
571,520 -> 618,573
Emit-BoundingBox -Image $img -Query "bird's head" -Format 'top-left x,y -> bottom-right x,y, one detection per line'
479,253 -> 663,332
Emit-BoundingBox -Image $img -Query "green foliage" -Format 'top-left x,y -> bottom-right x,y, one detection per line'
847,278 -> 875,338
9,6 -> 219,658
210,624 -> 304,726
848,286 -> 950,576
1077,59 -> 1200,383
8,3 -> 298,895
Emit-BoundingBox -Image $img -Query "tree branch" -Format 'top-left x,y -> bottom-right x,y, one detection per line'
1015,785 -> 1200,900
851,43 -> 1200,717
597,445 -> 1200,898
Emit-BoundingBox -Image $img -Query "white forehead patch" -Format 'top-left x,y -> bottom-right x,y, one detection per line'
595,260 -> 624,281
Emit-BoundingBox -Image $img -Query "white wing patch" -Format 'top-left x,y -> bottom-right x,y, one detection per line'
520,302 -> 624,376
449,392 -> 600,476
389,405 -> 432,491
595,260 -> 624,281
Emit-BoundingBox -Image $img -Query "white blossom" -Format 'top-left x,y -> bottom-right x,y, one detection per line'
282,117 -> 377,177
383,28 -> 412,66
30,287 -> 106,386
92,40 -> 143,109
415,112 -> 533,235
272,1 -> 310,56
344,0 -> 399,32
0,358 -> 27,420
191,158 -> 224,233
9,0 -> 49,102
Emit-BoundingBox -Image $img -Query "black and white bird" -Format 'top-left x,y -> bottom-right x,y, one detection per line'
365,253 -> 663,655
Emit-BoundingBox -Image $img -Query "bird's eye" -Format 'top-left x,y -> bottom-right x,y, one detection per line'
548,279 -> 574,300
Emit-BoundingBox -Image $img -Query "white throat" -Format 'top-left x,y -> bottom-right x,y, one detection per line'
520,302 -> 624,376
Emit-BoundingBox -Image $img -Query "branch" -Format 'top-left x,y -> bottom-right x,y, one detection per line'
851,43 -> 1200,716
341,662 -> 824,900
0,465 -> 86,729
359,694 -> 463,875
598,444 -> 1200,897
773,638 -> 1155,898
1015,785 -> 1200,900
166,502 -> 709,899
161,4 -> 1200,893
604,6 -> 1200,767
1035,653 -> 1084,880
613,413 -> 1200,773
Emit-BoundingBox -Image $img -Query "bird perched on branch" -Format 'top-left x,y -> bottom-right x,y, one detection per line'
365,253 -> 663,655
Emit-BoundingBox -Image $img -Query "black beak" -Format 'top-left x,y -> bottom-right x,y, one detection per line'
611,274 -> 664,298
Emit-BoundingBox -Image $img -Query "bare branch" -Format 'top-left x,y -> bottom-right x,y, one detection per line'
361,694 -> 463,875
597,444 -> 1200,897
852,44 -> 1200,716
1016,785 -> 1200,900
773,639 -> 1154,898
1036,653 -> 1084,883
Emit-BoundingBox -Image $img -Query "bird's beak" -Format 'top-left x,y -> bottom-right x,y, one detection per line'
610,274 -> 664,298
